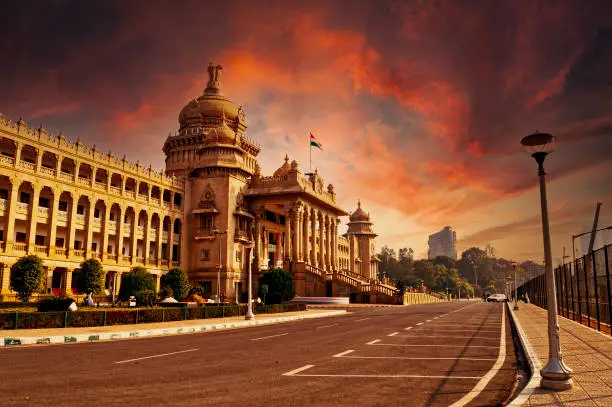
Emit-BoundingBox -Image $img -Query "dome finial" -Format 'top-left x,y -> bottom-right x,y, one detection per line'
206,62 -> 223,93
358,199 -> 361,209
284,153 -> 289,163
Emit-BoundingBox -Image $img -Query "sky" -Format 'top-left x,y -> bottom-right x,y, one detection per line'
1,0 -> 611,264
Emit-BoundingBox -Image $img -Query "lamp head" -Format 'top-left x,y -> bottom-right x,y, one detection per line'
520,132 -> 555,164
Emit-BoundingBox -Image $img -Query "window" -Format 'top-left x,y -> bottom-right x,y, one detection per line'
200,249 -> 210,261
58,201 -> 67,211
94,208 -> 100,218
15,232 -> 26,243
200,215 -> 214,230
35,235 -> 45,246
77,205 -> 85,215
38,197 -> 50,208
19,192 -> 30,203
236,249 -> 242,263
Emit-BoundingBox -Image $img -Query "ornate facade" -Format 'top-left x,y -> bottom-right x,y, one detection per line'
0,63 -> 396,303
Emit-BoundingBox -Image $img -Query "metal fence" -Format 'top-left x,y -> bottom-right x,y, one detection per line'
517,243 -> 612,335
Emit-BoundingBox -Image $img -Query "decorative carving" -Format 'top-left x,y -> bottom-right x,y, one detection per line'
199,183 -> 216,209
236,191 -> 245,210
237,105 -> 247,123
207,62 -> 223,89
316,177 -> 324,194
327,184 -> 334,193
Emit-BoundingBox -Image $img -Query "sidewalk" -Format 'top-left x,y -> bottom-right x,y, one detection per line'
0,309 -> 346,346
511,303 -> 612,406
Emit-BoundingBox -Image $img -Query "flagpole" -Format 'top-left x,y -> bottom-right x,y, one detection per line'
309,133 -> 312,174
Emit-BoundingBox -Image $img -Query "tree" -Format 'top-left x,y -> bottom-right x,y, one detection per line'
118,267 -> 155,302
433,255 -> 456,271
413,260 -> 436,288
161,268 -> 190,300
10,255 -> 45,302
258,268 -> 294,304
396,280 -> 406,297
378,246 -> 397,279
79,258 -> 105,295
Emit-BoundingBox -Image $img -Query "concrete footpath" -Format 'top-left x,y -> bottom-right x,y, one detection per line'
0,309 -> 346,347
510,303 -> 612,406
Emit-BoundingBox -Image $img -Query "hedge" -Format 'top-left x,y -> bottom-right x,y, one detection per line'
0,303 -> 306,330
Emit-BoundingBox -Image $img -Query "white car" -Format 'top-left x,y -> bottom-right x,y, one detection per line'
486,294 -> 507,302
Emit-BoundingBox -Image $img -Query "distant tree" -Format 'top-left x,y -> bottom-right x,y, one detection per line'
119,267 -> 155,302
396,280 -> 406,297
10,255 -> 45,302
413,260 -> 436,288
79,258 -> 105,295
433,255 -> 456,271
378,246 -> 398,279
258,268 -> 294,304
161,268 -> 190,300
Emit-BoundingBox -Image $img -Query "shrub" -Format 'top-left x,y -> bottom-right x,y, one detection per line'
258,268 -> 294,304
161,268 -> 190,300
118,267 -> 155,301
38,297 -> 76,312
79,258 -> 105,294
136,290 -> 157,307
160,286 -> 174,299
10,255 -> 46,302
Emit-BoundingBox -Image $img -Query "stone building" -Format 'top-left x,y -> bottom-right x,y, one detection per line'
0,63 -> 397,303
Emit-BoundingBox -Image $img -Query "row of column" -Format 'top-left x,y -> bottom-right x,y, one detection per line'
9,140 -> 181,207
252,202 -> 339,272
2,179 -> 179,267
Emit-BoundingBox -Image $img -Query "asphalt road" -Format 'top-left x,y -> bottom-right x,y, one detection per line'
1,301 -> 518,407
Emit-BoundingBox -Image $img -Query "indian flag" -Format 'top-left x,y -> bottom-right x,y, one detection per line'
310,133 -> 322,150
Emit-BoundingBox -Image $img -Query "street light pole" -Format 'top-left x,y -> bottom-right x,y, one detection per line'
245,245 -> 255,320
513,263 -> 519,310
214,229 -> 227,304
521,132 -> 573,390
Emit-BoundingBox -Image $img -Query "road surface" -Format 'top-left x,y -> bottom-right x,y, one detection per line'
1,301 -> 517,407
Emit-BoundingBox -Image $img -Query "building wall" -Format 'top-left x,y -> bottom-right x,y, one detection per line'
428,226 -> 457,260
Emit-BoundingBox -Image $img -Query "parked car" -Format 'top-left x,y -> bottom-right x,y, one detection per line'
486,294 -> 507,302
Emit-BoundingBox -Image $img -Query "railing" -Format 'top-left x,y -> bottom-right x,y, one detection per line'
73,249 -> 85,257
0,198 -> 6,210
55,247 -> 67,256
77,177 -> 90,186
172,261 -> 180,267
16,202 -> 29,213
161,260 -> 170,267
137,225 -> 145,235
162,231 -> 169,240
137,194 -> 148,202
92,218 -> 102,228
110,186 -> 121,195
124,190 -> 136,199
151,198 -> 161,206
0,155 -> 15,165
91,252 -> 101,260
149,229 -> 158,239
334,271 -> 365,289
18,160 -> 35,171
13,242 -> 27,251
57,211 -> 68,221
518,243 -> 612,336
374,282 -> 398,297
75,214 -> 85,225
94,181 -> 106,190
40,166 -> 56,177
136,257 -> 145,265
106,253 -> 118,261
148,258 -> 157,265
34,245 -> 47,254
59,172 -> 73,181
37,207 -> 49,216
122,255 -> 131,263
305,264 -> 324,277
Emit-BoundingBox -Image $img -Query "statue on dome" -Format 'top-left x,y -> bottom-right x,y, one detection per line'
207,62 -> 223,89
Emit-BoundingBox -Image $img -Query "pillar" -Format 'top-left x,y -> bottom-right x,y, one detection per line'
156,215 -> 163,266
254,217 -> 262,271
302,207 -> 309,264
285,210 -> 292,261
332,219 -> 338,270
46,267 -> 55,293
1,264 -> 12,294
67,193 -> 79,257
26,184 -> 41,254
292,208 -> 301,261
101,203 -> 111,261
325,215 -> 331,270
319,213 -> 325,269
310,209 -> 317,265
144,212 -> 152,264
168,216 -> 175,263
155,274 -> 161,292
13,143 -> 22,168
116,206 -> 124,263
130,211 -> 138,264
55,155 -> 62,180
115,271 -> 123,294
85,198 -> 95,257
35,148 -> 43,172
62,269 -> 73,295
4,179 -> 20,253
48,189 -> 60,255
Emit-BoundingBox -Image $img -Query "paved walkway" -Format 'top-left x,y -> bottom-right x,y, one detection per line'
512,303 -> 612,406
0,310 -> 345,346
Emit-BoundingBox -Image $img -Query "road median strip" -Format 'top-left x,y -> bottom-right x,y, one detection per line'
0,310 -> 347,347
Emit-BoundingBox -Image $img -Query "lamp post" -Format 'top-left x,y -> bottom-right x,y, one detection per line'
245,243 -> 255,320
521,132 -> 573,390
213,229 -> 227,304
513,263 -> 519,310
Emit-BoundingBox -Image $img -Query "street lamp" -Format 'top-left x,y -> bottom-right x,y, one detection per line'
213,229 -> 227,304
521,131 -> 573,390
245,243 -> 255,320
512,263 -> 519,310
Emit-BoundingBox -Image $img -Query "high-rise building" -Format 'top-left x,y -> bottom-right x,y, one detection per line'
427,226 -> 457,260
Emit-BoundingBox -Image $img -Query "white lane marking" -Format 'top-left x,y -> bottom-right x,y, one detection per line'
337,355 -> 498,361
115,348 -> 198,364
426,319 -> 432,322
355,317 -> 370,322
416,322 -> 424,326
287,373 -> 482,379
251,332 -> 289,341
283,364 -> 315,376
449,307 -> 506,407
369,343 -> 499,349
401,335 -> 499,340
317,324 -> 339,329
404,327 -> 413,330
366,339 -> 381,345
333,349 -> 355,358
416,329 -> 499,333
388,332 -> 399,337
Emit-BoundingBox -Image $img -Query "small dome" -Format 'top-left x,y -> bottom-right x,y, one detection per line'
349,200 -> 370,222
206,118 -> 236,145
273,154 -> 291,176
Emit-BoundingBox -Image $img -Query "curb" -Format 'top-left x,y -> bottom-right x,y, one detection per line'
506,303 -> 542,406
0,310 -> 347,347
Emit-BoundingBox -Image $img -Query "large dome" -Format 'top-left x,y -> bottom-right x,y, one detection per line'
178,63 -> 242,131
